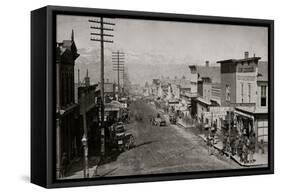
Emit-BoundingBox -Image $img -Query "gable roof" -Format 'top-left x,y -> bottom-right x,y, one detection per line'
196,66 -> 221,83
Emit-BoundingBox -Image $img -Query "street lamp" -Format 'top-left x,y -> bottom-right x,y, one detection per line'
81,134 -> 89,178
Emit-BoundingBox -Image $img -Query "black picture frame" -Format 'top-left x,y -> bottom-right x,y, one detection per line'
31,5 -> 274,188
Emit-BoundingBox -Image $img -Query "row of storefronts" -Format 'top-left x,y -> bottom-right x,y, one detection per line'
145,52 -> 268,145
190,52 -> 268,144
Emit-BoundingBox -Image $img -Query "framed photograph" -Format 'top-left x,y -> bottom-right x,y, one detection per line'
31,5 -> 274,188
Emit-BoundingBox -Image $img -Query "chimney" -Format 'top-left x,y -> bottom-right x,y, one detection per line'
205,60 -> 209,67
244,51 -> 249,59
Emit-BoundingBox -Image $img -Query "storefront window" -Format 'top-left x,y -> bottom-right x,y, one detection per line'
261,85 -> 267,107
258,120 -> 268,142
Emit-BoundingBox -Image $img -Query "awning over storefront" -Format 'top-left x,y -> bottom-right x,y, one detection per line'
196,97 -> 212,106
234,109 -> 254,120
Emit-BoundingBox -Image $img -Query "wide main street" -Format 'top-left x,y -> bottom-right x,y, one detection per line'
96,99 -> 242,177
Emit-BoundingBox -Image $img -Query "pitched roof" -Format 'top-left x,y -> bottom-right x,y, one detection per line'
62,40 -> 73,50
257,61 -> 268,82
196,66 -> 221,83
57,39 -> 79,61
196,97 -> 212,106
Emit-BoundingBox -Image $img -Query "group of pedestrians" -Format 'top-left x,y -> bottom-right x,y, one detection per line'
222,130 -> 256,164
205,124 -> 257,164
206,126 -> 217,155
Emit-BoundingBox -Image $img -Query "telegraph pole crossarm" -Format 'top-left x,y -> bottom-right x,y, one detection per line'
89,17 -> 115,158
91,38 -> 114,43
91,32 -> 114,37
89,19 -> 115,26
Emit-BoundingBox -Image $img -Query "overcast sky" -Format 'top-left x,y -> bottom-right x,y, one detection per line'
57,15 -> 268,85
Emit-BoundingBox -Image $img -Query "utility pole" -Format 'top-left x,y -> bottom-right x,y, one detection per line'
89,17 -> 114,157
112,51 -> 125,100
81,92 -> 89,178
121,67 -> 129,95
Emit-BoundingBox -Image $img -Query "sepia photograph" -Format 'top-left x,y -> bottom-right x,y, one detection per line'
55,14 -> 269,180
